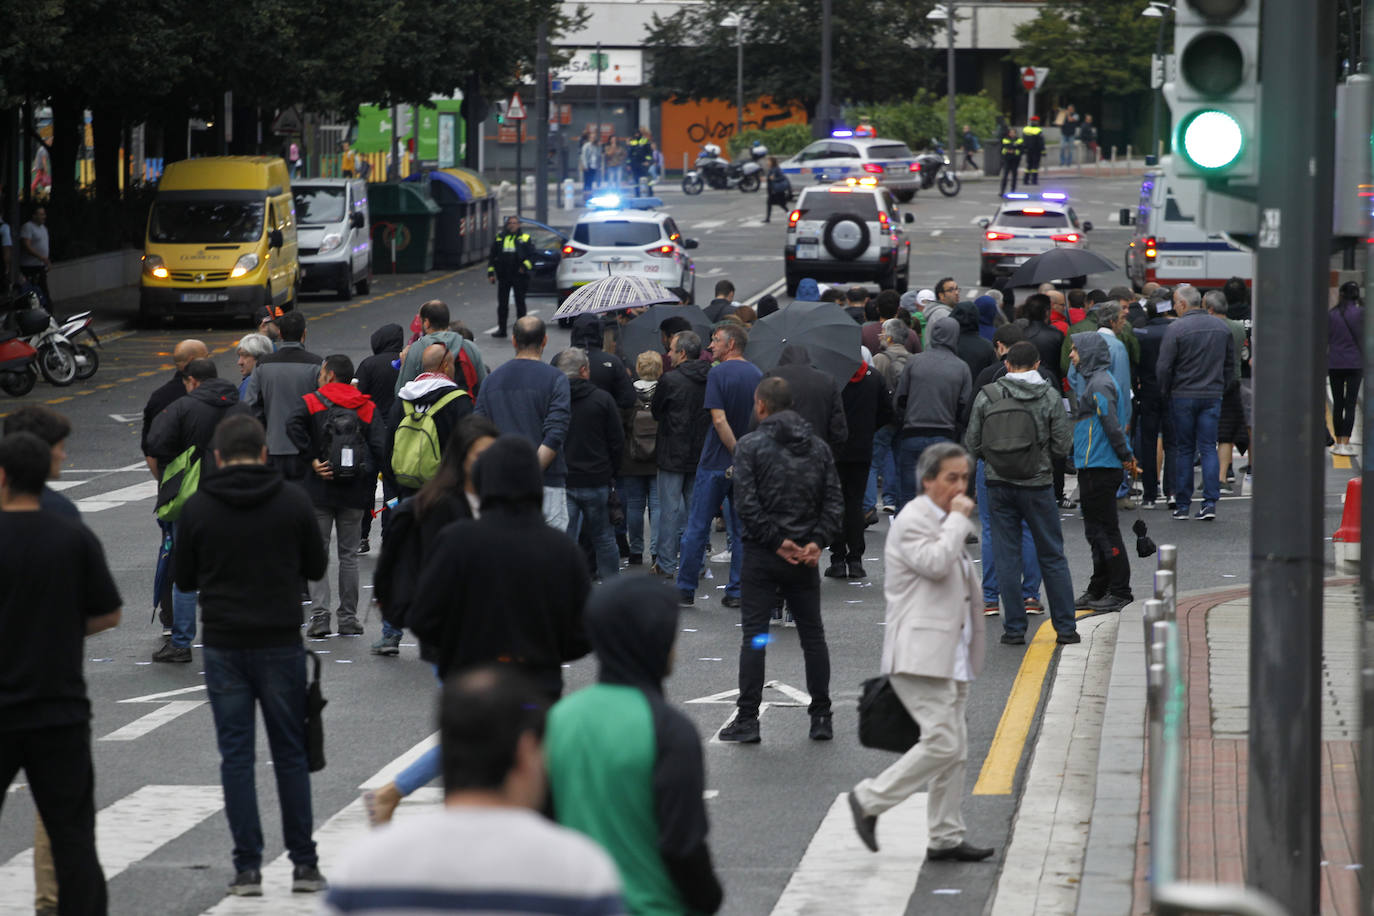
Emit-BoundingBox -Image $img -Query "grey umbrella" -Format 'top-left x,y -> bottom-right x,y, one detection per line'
1006,248 -> 1119,287
618,304 -> 713,365
552,276 -> 680,319
746,301 -> 862,383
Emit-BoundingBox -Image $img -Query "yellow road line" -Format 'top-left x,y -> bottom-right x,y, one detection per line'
972,610 -> 1090,796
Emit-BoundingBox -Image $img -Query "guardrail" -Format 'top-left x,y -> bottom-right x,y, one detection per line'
1143,546 -> 1288,916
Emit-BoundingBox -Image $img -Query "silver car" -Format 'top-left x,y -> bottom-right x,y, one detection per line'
977,193 -> 1094,287
780,134 -> 922,201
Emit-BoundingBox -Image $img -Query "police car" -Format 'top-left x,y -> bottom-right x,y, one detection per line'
780,131 -> 923,202
784,178 -> 914,297
1120,164 -> 1252,291
555,195 -> 700,304
977,192 -> 1094,287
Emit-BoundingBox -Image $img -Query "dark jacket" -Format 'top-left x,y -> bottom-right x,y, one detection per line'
141,370 -> 189,457
764,345 -> 848,447
145,377 -> 246,469
1023,320 -> 1066,389
1133,315 -> 1174,398
965,370 -> 1072,487
488,229 -> 535,278
1157,309 -> 1236,400
175,464 -> 326,649
651,358 -> 711,474
385,375 -> 475,493
702,297 -> 736,323
242,342 -> 324,457
732,410 -> 844,551
953,302 -> 998,382
1072,332 -> 1133,469
570,315 -> 635,409
286,382 -> 388,510
835,364 -> 894,464
565,377 -> 625,488
354,323 -> 403,420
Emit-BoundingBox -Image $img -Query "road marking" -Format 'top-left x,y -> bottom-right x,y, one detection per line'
109,413 -> 141,423
358,732 -> 439,790
120,684 -> 207,703
0,785 -> 224,910
688,679 -> 810,744
483,308 -> 540,336
75,480 -> 157,513
47,480 -> 84,491
930,229 -> 943,237
694,219 -> 726,229
100,700 -> 207,742
768,792 -> 929,916
744,278 -> 786,307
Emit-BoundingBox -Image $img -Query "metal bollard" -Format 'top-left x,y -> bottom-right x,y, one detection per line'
561,178 -> 575,210
1158,544 -> 1177,572
1155,570 -> 1177,623
1144,598 -> 1166,675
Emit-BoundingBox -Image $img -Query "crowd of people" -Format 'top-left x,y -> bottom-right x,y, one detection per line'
0,262 -> 1281,914
579,125 -> 661,196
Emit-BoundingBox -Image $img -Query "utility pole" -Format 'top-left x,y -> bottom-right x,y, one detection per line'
595,42 -> 603,148
1248,0 -> 1336,912
535,20 -> 550,224
1360,2 -> 1374,911
945,3 -> 957,161
736,22 -> 744,140
816,0 -> 832,137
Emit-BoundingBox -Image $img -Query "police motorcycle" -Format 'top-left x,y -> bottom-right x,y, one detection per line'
0,287 -> 85,386
913,140 -> 962,198
681,142 -> 764,195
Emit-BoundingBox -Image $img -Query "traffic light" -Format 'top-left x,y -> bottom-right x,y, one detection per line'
494,100 -> 508,125
1163,0 -> 1260,181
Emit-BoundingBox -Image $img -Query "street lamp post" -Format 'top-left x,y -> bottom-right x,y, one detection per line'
721,14 -> 744,139
1142,2 -> 1173,159
816,0 -> 833,138
927,4 -> 958,160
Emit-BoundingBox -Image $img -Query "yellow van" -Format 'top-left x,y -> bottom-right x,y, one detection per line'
140,156 -> 299,324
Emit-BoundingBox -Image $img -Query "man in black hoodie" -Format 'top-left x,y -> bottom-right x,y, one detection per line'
952,301 -> 998,382
174,415 -> 328,898
568,314 -> 635,409
146,358 -> 247,663
720,377 -> 843,744
828,355 -> 893,579
651,331 -> 711,580
354,323 -> 404,552
555,347 -> 625,580
763,344 -> 848,448
702,278 -> 736,323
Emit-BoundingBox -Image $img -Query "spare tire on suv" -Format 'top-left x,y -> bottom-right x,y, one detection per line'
822,213 -> 870,261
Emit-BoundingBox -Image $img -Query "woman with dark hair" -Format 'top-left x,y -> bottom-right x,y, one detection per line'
1328,280 -> 1364,455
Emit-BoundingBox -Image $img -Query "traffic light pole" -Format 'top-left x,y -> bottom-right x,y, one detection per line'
1361,5 -> 1374,913
535,20 -> 549,225
1248,0 -> 1336,912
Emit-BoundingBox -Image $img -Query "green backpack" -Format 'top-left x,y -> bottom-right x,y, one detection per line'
155,446 -> 202,522
391,389 -> 467,489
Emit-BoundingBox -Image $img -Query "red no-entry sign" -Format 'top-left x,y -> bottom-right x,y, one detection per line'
1021,67 -> 1037,91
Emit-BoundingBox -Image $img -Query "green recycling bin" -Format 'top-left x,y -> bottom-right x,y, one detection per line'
367,182 -> 441,273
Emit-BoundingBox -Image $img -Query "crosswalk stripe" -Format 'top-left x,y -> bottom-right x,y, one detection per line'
0,785 -> 224,914
76,480 -> 158,513
99,700 -> 207,742
693,219 -> 726,229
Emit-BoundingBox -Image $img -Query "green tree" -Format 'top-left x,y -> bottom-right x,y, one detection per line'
1011,0 -> 1157,102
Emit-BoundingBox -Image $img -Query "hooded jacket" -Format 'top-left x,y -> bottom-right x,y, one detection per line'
974,296 -> 1001,340
407,436 -> 591,693
564,376 -> 624,488
1071,332 -> 1133,469
569,315 -> 635,409
952,302 -> 998,381
141,370 -> 190,458
702,296 -> 738,322
921,302 -> 953,349
836,363 -> 895,464
286,381 -> 389,509
894,316 -> 973,438
386,374 -> 475,493
794,278 -> 820,302
175,464 -> 326,649
651,358 -> 711,474
145,377 -> 247,471
763,345 -> 848,447
241,341 -> 323,458
393,330 -> 489,397
1157,308 -> 1237,399
965,370 -> 1072,487
732,410 -> 844,551
1022,319 -> 1066,389
354,323 -> 404,419
545,578 -> 724,916
1132,314 -> 1175,398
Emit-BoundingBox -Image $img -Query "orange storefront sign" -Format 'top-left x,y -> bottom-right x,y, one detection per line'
659,96 -> 808,169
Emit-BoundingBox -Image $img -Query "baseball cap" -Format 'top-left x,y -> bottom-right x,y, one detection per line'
917,288 -> 937,304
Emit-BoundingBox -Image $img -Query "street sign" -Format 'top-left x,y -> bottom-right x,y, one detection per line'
1032,67 -> 1050,88
1022,67 -> 1037,91
550,78 -> 564,94
506,92 -> 527,121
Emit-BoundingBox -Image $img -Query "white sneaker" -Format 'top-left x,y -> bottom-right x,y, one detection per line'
710,549 -> 732,564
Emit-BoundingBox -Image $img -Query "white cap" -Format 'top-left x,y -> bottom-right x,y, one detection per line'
917,288 -> 937,304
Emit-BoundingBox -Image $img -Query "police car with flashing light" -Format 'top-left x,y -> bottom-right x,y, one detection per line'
784,177 -> 915,297
780,130 -> 923,202
555,195 -> 700,304
977,192 -> 1095,287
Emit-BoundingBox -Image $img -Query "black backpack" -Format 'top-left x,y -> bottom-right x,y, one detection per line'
628,390 -> 658,462
979,381 -> 1043,480
373,499 -> 421,627
315,393 -> 371,481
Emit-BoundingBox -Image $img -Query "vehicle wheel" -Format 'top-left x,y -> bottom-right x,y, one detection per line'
937,173 -> 962,197
38,342 -> 78,386
895,268 -> 909,294
286,282 -> 299,310
0,369 -> 35,397
980,268 -> 995,287
785,273 -> 800,297
738,173 -> 760,193
337,269 -> 354,300
686,277 -> 696,305
682,175 -> 704,196
822,213 -> 870,261
894,190 -> 916,203
356,265 -> 371,295
74,344 -> 99,380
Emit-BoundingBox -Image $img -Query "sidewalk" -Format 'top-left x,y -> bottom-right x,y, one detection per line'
993,583 -> 1366,914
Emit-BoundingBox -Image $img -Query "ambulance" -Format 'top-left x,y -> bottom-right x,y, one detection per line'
1120,163 -> 1253,291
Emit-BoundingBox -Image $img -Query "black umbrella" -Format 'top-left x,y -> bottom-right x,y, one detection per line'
305,650 -> 328,772
746,301 -> 862,383
617,304 -> 713,365
1006,248 -> 1119,287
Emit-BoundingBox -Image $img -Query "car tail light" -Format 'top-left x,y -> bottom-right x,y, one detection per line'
1145,236 -> 1157,259
863,163 -> 884,174
878,212 -> 889,230
909,162 -> 921,172
1050,233 -> 1081,243
985,231 -> 1015,241
561,244 -> 586,258
1022,207 -> 1046,214
788,210 -> 802,227
646,244 -> 676,259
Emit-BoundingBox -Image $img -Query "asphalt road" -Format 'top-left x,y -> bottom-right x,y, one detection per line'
0,170 -> 1312,916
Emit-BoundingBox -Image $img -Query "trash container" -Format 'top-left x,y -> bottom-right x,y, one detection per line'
983,144 -> 1001,178
367,182 -> 440,273
415,171 -> 476,269
445,168 -> 496,267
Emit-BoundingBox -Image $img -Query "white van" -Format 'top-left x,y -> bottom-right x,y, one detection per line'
1120,165 -> 1252,291
293,178 -> 372,299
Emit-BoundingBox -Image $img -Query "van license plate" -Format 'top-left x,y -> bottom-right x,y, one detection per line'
180,293 -> 227,303
795,242 -> 819,260
1161,256 -> 1202,270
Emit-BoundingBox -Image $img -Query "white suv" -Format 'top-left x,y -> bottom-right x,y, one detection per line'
784,179 -> 914,297
556,197 -> 699,303
978,192 -> 1094,286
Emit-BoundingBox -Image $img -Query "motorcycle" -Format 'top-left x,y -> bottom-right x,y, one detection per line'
914,141 -> 962,198
58,310 -> 101,381
1,289 -> 82,386
681,142 -> 764,195
0,329 -> 38,397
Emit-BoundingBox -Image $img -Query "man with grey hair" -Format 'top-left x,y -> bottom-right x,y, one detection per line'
849,441 -> 993,861
555,347 -> 624,579
1204,290 -> 1249,492
1157,284 -> 1235,520
235,333 -> 274,398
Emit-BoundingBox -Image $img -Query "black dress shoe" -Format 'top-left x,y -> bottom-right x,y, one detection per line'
1000,633 -> 1025,646
823,561 -> 847,579
1056,631 -> 1082,645
721,594 -> 741,609
926,841 -> 995,862
718,716 -> 760,743
847,561 -> 866,579
809,714 -> 833,741
848,792 -> 878,852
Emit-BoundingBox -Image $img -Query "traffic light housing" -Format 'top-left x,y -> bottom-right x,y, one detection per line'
1163,0 -> 1260,182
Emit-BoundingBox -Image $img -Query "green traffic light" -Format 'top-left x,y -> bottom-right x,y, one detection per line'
1179,109 -> 1244,171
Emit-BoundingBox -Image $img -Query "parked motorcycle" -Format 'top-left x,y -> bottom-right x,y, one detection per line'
58,310 -> 101,380
1,289 -> 81,386
914,141 -> 962,197
681,142 -> 764,195
0,329 -> 38,397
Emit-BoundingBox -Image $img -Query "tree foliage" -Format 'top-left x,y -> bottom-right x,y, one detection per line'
643,0 -> 942,113
1011,0 -> 1157,101
846,91 -> 1002,152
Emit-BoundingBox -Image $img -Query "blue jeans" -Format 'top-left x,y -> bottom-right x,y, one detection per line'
170,521 -> 198,648
987,484 -> 1078,638
976,461 -> 1040,604
865,425 -> 899,512
897,434 -> 951,508
1169,397 -> 1221,511
395,666 -> 443,797
567,485 -> 620,579
675,468 -> 742,598
618,474 -> 659,558
656,470 -> 695,576
203,644 -> 317,873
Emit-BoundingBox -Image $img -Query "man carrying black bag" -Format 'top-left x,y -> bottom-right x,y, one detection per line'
848,442 -> 994,862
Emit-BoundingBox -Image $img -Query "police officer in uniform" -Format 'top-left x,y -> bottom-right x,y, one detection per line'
487,215 -> 536,338
1021,116 -> 1045,185
999,127 -> 1023,196
626,127 -> 654,196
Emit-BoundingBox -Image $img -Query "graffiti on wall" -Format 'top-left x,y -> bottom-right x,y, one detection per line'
659,97 -> 808,168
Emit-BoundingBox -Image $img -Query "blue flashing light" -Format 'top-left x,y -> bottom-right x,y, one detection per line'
831,128 -> 854,138
1041,192 -> 1068,201
750,634 -> 771,650
586,195 -> 662,211
1003,192 -> 1030,199
587,194 -> 621,209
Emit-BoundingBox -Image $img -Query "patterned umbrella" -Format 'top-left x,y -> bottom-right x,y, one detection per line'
746,301 -> 862,384
553,276 -> 680,319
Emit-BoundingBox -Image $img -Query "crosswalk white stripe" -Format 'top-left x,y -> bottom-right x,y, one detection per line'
0,785 -> 225,914
767,792 -> 929,916
693,219 -> 726,229
99,700 -> 207,742
75,480 -> 158,513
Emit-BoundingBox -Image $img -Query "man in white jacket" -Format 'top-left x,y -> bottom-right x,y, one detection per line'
848,441 -> 993,862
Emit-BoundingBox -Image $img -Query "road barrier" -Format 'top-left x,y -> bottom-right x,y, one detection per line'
1335,476 -> 1362,573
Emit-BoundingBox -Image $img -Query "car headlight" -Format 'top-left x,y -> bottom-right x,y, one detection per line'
318,232 -> 342,254
143,254 -> 169,279
230,252 -> 260,278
